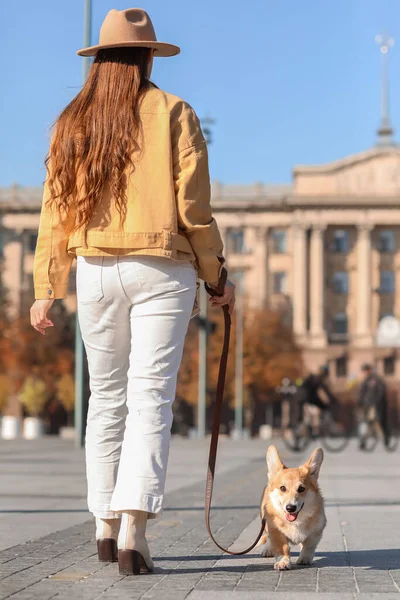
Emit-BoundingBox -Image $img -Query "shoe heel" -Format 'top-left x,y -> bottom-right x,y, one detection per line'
118,550 -> 142,575
97,539 -> 117,562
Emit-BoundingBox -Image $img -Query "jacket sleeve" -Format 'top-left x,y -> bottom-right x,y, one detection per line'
172,102 -> 225,283
33,177 -> 73,300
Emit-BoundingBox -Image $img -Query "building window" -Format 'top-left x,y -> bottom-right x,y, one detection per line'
332,272 -> 348,294
380,230 -> 395,253
272,229 -> 287,254
272,272 -> 287,294
28,233 -> 38,253
335,356 -> 348,378
333,312 -> 348,334
383,356 -> 395,376
228,229 -> 245,254
380,271 -> 395,294
332,230 -> 349,253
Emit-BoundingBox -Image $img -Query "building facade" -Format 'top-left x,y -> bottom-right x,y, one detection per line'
0,185 -> 77,317
213,145 -> 400,384
2,144 -> 400,386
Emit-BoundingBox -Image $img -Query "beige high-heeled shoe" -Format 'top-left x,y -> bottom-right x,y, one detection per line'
117,510 -> 154,575
96,517 -> 121,563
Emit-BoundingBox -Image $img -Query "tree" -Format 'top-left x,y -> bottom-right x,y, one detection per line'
19,376 -> 49,417
0,374 -> 10,414
0,259 -> 11,320
207,304 -> 302,402
176,320 -> 199,406
243,308 -> 303,392
56,373 -> 75,425
177,302 -> 303,417
0,297 -> 76,423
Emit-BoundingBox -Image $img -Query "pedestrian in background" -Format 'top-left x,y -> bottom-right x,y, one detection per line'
30,8 -> 235,575
358,363 -> 389,448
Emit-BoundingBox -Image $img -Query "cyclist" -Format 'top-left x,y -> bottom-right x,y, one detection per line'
288,365 -> 338,431
297,365 -> 338,413
358,364 -> 389,448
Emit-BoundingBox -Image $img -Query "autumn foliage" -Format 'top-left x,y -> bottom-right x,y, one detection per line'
0,302 -> 75,414
19,377 -> 49,416
177,303 -> 303,409
0,279 -> 303,429
0,374 -> 10,413
56,373 -> 75,413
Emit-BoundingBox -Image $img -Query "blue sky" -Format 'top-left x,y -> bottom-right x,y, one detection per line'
1,0 -> 399,187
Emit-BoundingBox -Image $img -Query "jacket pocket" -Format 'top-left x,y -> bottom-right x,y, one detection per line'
76,256 -> 104,303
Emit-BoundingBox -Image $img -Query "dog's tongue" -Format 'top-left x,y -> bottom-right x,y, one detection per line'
285,512 -> 297,522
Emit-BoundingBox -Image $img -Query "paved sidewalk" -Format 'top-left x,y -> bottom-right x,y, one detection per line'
0,436 -> 399,599
0,436 -> 266,550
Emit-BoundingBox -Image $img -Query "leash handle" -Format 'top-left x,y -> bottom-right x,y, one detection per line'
204,271 -> 266,555
204,267 -> 227,298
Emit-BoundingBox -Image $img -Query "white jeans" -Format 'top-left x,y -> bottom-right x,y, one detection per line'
76,255 -> 196,518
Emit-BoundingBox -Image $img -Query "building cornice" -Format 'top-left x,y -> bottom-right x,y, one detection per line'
0,185 -> 43,211
212,194 -> 400,211
293,146 -> 400,176
286,194 -> 400,207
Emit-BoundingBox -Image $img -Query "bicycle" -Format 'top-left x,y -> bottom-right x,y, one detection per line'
358,405 -> 399,453
282,401 -> 350,453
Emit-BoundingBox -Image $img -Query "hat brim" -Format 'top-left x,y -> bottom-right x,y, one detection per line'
77,41 -> 180,58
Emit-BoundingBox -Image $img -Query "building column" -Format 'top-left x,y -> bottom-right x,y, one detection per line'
355,224 -> 373,347
218,225 -> 227,259
2,228 -> 23,320
309,225 -> 327,348
254,226 -> 269,307
292,224 -> 307,341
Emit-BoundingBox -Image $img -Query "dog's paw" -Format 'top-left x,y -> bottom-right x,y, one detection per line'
297,555 -> 313,566
274,557 -> 291,571
259,543 -> 274,558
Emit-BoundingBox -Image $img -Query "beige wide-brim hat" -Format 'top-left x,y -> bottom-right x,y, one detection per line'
77,8 -> 180,58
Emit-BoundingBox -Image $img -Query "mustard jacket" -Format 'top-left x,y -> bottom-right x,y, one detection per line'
33,83 -> 225,300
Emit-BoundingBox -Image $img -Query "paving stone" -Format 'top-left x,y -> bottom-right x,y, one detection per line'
0,439 -> 399,599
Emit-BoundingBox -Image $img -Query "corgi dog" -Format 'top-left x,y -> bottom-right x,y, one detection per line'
258,445 -> 326,571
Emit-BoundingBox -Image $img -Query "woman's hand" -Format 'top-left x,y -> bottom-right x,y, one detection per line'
30,299 -> 55,335
208,279 -> 236,315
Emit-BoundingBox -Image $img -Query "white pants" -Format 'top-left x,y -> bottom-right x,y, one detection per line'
76,255 -> 196,518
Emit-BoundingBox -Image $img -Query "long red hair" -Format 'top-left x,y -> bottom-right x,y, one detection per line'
45,48 -> 151,234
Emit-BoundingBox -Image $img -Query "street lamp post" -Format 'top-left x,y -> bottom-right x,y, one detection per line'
197,116 -> 215,438
75,0 -> 92,448
375,33 -> 395,145
234,276 -> 244,438
197,284 -> 208,438
82,0 -> 93,82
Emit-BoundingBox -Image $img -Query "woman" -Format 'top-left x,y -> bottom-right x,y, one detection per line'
30,8 -> 235,576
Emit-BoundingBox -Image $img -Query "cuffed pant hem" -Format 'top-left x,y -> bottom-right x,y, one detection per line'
109,492 -> 163,517
89,508 -> 160,520
89,508 -> 121,519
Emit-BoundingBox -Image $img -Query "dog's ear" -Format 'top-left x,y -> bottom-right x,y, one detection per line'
266,445 -> 285,476
303,447 -> 324,480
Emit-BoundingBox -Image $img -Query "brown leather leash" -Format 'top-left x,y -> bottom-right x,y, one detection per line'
204,268 -> 266,555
